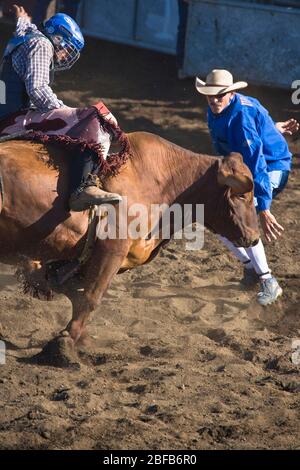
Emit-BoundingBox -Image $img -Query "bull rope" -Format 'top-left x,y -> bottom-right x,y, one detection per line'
0,130 -> 33,143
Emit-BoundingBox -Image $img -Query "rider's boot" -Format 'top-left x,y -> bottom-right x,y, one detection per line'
68,149 -> 122,212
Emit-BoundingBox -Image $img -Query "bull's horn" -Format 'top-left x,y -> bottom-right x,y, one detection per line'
217,170 -> 253,194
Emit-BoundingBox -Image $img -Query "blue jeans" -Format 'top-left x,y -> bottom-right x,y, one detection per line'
254,170 -> 290,210
271,170 -> 290,198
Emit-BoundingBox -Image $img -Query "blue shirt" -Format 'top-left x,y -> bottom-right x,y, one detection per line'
207,93 -> 292,211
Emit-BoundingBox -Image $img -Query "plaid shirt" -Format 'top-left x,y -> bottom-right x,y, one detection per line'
11,17 -> 64,112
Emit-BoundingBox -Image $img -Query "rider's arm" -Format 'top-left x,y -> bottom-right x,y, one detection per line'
15,16 -> 38,37
23,39 -> 65,111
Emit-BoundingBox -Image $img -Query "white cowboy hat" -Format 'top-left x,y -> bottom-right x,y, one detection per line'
195,69 -> 248,95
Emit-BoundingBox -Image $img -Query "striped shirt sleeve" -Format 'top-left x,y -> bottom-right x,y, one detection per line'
12,18 -> 65,111
15,17 -> 38,37
23,39 -> 65,111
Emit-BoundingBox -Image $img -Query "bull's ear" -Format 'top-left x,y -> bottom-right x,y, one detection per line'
217,171 -> 253,193
217,154 -> 254,194
228,152 -> 244,163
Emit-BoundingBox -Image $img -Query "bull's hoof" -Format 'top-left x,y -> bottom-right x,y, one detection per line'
31,334 -> 80,369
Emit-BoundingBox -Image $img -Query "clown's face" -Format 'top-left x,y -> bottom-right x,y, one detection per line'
206,92 -> 235,114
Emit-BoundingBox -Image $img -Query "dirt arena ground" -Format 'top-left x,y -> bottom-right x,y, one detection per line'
0,24 -> 300,450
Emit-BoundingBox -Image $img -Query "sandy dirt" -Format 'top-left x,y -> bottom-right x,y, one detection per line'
0,24 -> 300,450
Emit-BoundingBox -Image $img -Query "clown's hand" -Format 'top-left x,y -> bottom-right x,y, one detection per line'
276,118 -> 299,136
259,209 -> 284,242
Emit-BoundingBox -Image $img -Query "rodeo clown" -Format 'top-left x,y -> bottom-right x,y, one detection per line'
0,4 -> 122,211
196,69 -> 299,306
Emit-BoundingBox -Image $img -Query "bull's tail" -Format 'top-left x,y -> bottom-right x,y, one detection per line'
0,171 -> 4,214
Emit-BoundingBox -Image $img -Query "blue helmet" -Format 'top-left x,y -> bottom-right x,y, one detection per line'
43,13 -> 85,71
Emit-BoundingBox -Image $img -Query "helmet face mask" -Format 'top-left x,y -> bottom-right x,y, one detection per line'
53,42 -> 81,71
42,13 -> 84,71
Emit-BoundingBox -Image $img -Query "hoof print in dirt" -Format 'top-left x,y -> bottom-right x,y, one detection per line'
78,351 -> 107,366
51,388 -> 71,401
140,345 -> 154,356
127,384 -> 147,394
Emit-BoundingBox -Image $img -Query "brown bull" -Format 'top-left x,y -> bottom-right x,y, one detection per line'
0,131 -> 259,363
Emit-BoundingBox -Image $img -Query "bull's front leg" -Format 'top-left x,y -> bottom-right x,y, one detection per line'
66,242 -> 129,344
34,240 -> 129,367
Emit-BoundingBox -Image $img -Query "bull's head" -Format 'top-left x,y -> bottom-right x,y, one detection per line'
206,152 -> 260,247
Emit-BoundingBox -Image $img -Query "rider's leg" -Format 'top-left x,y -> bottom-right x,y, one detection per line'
68,135 -> 122,212
2,107 -> 123,212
